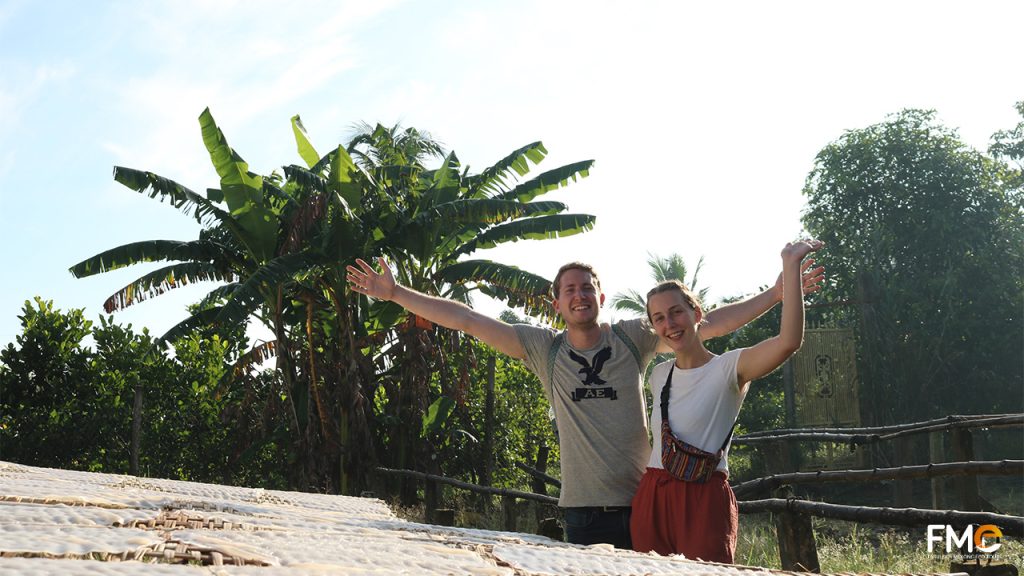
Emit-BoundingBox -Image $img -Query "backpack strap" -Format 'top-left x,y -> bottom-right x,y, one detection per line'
611,323 -> 643,371
547,331 -> 565,386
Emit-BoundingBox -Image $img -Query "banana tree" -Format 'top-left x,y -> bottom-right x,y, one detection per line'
72,110 -> 597,496
328,123 -> 596,494
70,108 -> 375,492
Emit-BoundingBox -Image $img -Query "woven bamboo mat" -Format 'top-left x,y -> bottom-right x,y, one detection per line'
0,461 -> 965,575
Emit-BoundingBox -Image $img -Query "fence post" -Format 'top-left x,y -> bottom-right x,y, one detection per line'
424,476 -> 438,524
951,428 -> 981,511
434,508 -> 455,527
772,487 -> 820,572
783,359 -> 796,428
892,437 -> 914,507
765,439 -> 794,476
531,444 -> 550,526
929,431 -> 945,509
502,494 -> 517,532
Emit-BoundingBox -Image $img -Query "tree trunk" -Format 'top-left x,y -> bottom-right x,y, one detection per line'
481,356 -> 496,487
130,384 -> 143,476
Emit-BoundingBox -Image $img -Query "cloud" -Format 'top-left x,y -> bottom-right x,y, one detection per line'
0,61 -> 77,177
96,0 -> 403,188
0,0 -> 26,30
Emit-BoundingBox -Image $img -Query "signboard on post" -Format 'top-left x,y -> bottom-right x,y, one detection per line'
786,328 -> 862,470
790,328 -> 860,428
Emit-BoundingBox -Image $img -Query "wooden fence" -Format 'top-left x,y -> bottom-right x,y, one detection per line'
730,413 -> 1023,571
374,413 -> 1022,573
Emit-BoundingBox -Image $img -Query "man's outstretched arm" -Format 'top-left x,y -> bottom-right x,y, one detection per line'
346,257 -> 527,359
699,257 -> 824,341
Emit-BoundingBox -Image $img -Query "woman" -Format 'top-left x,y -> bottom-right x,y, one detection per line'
630,239 -> 823,563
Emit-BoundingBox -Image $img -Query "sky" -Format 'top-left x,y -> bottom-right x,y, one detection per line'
1,0 -> 1022,349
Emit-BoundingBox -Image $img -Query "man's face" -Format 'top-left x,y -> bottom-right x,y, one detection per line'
552,268 -> 604,327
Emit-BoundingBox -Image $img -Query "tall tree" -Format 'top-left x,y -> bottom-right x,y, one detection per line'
989,100 -> 1024,188
800,109 -> 1023,424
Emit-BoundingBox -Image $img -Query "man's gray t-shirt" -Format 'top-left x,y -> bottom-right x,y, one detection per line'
514,319 -> 659,507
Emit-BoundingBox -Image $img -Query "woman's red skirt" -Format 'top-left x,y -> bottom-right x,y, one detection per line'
630,467 -> 738,563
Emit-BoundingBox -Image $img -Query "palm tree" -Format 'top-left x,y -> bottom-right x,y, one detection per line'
610,252 -> 709,317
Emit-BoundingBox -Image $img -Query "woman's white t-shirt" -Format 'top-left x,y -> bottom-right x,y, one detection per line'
646,349 -> 749,474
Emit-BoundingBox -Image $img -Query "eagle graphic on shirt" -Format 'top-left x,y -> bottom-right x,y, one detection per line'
568,346 -> 612,386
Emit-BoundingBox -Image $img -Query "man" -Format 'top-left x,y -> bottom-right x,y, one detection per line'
346,257 -> 822,548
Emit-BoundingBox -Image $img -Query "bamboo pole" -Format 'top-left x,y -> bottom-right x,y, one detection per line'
732,459 -> 1023,499
374,467 -> 558,505
733,415 -> 1023,446
515,461 -> 562,488
738,413 -> 1021,439
738,499 -> 1023,537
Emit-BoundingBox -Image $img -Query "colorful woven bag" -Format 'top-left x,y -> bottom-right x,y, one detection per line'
659,363 -> 736,483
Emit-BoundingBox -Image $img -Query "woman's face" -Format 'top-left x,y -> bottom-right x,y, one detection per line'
647,290 -> 701,352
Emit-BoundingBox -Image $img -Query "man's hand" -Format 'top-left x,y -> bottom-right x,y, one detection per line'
346,257 -> 397,300
772,253 -> 825,300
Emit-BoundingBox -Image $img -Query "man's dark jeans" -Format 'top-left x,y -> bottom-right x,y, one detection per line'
563,506 -> 632,549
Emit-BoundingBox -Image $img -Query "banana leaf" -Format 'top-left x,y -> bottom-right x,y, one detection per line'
496,160 -> 593,203
450,213 -> 595,257
291,115 -> 320,169
199,107 -> 277,263
102,262 -> 238,312
69,239 -> 233,277
113,167 -> 229,227
156,306 -> 224,348
213,252 -> 317,329
465,142 -> 548,198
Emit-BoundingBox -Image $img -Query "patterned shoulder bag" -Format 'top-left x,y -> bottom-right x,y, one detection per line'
660,364 -> 737,483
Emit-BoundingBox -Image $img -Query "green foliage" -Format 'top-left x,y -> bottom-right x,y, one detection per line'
1,298 -> 100,469
801,109 -> 1023,422
61,109 -> 593,497
464,341 -> 559,489
989,100 -> 1024,187
0,297 -> 286,487
421,395 -> 456,438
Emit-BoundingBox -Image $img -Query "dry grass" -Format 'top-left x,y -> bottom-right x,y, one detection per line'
738,515 -> 1024,572
389,493 -> 1024,572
